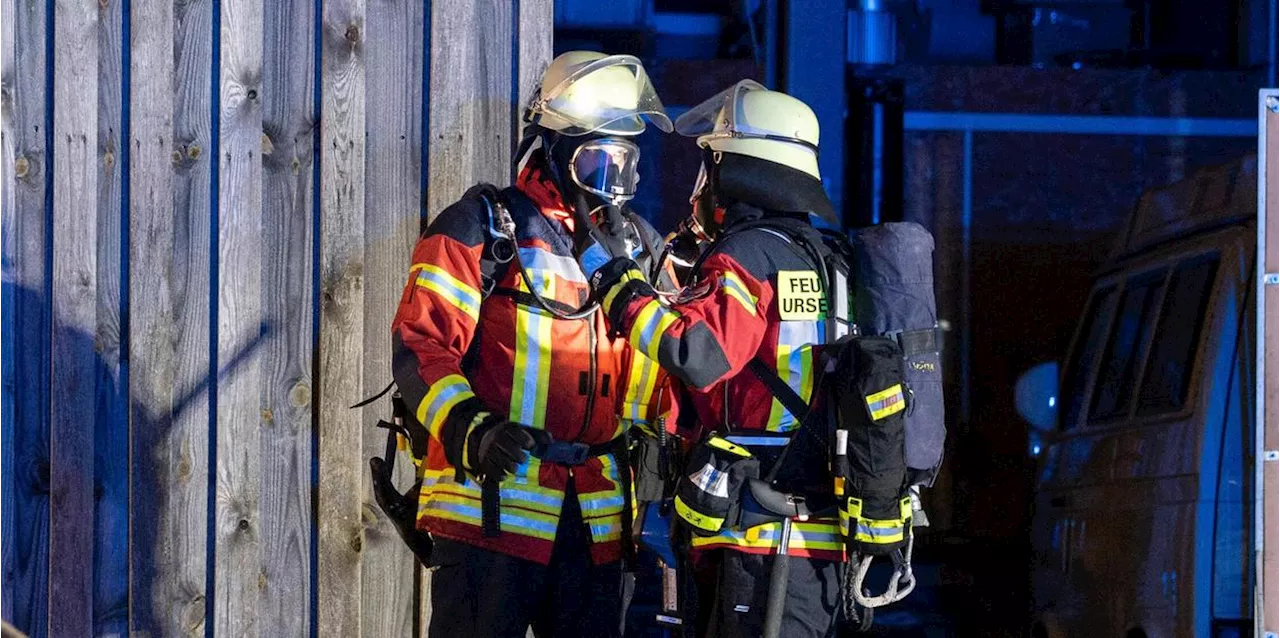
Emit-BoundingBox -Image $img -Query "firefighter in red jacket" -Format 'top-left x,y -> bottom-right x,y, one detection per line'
389,51 -> 671,638
577,81 -> 844,637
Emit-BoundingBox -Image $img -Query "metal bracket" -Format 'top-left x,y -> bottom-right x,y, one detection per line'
1265,450 -> 1280,462
1266,273 -> 1280,286
1268,95 -> 1279,113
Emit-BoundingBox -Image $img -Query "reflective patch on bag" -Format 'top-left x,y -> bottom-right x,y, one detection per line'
733,605 -> 750,613
675,495 -> 725,532
865,383 -> 906,421
777,270 -> 826,320
688,462 -> 730,498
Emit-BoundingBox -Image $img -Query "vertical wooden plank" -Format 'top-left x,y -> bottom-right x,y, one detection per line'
317,0 -> 366,634
0,0 -> 19,623
214,0 -> 264,632
48,0 -> 99,635
426,0 -> 512,216
129,0 -> 215,630
259,0 -> 316,633
361,0 -> 423,634
1261,91 -> 1279,638
94,0 -> 128,632
515,0 -> 552,146
3,0 -> 51,634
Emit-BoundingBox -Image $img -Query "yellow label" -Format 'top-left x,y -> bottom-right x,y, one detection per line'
777,270 -> 825,320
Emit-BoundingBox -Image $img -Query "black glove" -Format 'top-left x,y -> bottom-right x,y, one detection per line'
572,194 -> 632,278
466,418 -> 536,480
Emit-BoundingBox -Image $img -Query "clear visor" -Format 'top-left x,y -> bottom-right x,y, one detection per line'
570,138 -> 641,203
674,79 -> 766,137
673,79 -> 818,153
688,161 -> 709,205
537,55 -> 673,136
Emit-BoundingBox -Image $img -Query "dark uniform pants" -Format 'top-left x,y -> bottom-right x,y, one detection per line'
428,480 -> 623,638
703,549 -> 840,638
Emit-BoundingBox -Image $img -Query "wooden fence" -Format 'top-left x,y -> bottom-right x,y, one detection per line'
0,0 -> 551,634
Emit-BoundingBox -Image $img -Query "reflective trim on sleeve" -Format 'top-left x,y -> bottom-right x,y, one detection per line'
603,268 -> 645,316
414,264 -> 482,320
720,271 -> 758,316
630,299 -> 680,361
418,374 -> 476,439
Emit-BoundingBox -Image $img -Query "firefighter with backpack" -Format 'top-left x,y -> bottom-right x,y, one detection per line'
576,80 -> 946,637
380,51 -> 675,638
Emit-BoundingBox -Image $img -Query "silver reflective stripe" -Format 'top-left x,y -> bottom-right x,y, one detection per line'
519,246 -> 588,284
725,435 -> 790,447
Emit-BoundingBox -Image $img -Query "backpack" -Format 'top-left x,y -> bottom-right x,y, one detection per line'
724,218 -> 944,608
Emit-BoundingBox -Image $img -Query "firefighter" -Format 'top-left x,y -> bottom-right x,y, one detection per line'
389,51 -> 672,638
577,81 -> 844,637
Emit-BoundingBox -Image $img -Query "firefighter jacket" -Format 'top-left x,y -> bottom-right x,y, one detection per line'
595,203 -> 843,561
390,163 -> 666,566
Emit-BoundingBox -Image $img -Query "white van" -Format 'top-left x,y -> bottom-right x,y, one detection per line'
1023,155 -> 1259,638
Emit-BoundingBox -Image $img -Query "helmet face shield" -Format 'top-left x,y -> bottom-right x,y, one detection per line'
674,79 -> 819,153
674,79 -> 767,138
535,55 -> 673,136
569,137 -> 641,203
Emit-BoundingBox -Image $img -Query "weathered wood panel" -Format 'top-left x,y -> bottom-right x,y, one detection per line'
317,0 -> 367,635
259,0 -> 317,633
516,0 -> 552,152
426,0 -> 513,216
93,0 -> 128,632
361,0 -> 423,634
0,0 -> 20,623
4,0 -> 51,634
214,0 -> 265,632
129,0 -> 215,631
48,0 -> 100,635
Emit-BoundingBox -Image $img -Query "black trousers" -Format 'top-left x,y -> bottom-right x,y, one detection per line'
702,549 -> 840,638
428,481 -> 623,638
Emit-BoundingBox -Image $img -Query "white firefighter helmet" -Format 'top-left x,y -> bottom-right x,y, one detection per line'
526,51 -> 673,137
675,79 -> 820,181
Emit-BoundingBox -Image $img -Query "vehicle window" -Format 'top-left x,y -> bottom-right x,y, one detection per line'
1088,270 -> 1168,422
1060,286 -> 1118,430
1136,256 -> 1219,415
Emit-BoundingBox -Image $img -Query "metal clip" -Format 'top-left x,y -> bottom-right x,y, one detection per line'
1265,273 -> 1279,286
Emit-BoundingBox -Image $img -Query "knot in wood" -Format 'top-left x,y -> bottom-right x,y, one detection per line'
103,150 -> 115,170
238,518 -> 251,531
349,532 -> 363,553
261,133 -> 274,155
14,156 -> 30,178
289,382 -> 311,408
344,24 -> 360,43
187,144 -> 201,160
246,88 -> 258,101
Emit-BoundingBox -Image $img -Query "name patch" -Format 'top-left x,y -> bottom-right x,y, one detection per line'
777,270 -> 825,320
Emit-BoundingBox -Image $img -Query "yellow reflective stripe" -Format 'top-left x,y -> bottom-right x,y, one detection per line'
415,264 -> 482,320
765,321 -> 819,433
425,492 -> 559,541
720,271 -> 758,316
690,520 -> 844,552
706,436 -> 752,457
417,374 -> 475,439
622,351 -> 661,421
674,496 -> 724,532
866,383 -> 906,421
510,304 -> 553,428
629,299 -> 679,361
603,269 -> 644,315
841,496 -> 912,544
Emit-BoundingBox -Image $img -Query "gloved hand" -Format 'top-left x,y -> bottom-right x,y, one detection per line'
571,194 -> 631,279
465,418 -> 536,481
